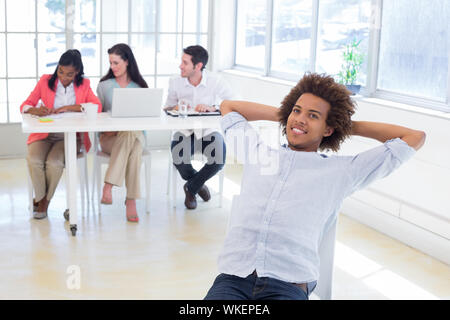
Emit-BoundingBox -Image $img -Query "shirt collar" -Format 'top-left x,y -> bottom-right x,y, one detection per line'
184,71 -> 207,88
56,79 -> 74,91
281,143 -> 327,157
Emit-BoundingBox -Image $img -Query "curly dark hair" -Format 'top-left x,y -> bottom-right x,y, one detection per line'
278,73 -> 356,152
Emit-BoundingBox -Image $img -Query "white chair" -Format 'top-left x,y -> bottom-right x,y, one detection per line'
167,157 -> 225,208
312,217 -> 337,300
91,133 -> 152,214
27,147 -> 90,219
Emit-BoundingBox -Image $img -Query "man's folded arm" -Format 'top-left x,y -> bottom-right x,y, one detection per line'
220,100 -> 280,122
351,121 -> 426,151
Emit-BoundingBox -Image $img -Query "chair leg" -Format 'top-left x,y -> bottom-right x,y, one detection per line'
172,164 -> 177,208
91,154 -> 97,203
96,160 -> 102,214
166,153 -> 172,195
78,159 -> 85,213
27,171 -> 34,216
145,155 -> 151,213
84,154 -> 90,205
65,167 -> 70,214
219,169 -> 224,208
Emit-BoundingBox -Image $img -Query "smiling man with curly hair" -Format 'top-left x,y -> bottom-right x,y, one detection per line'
204,72 -> 426,300
278,73 -> 355,152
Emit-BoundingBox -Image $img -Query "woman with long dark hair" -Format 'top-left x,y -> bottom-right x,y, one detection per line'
20,49 -> 101,219
96,43 -> 148,222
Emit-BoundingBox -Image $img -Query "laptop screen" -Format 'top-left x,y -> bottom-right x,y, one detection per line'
111,88 -> 163,117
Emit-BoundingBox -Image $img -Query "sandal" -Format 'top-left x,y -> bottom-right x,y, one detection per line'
33,198 -> 49,220
33,199 -> 39,211
101,183 -> 113,205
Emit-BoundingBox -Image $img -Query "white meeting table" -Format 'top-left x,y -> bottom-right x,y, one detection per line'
21,112 -> 222,236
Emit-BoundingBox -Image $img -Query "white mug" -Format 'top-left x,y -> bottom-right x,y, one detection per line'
84,103 -> 97,121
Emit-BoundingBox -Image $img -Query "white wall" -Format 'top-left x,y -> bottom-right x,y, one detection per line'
340,99 -> 450,265
0,124 -> 27,158
220,71 -> 450,265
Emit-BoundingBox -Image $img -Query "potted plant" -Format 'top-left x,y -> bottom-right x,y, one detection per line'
336,39 -> 364,95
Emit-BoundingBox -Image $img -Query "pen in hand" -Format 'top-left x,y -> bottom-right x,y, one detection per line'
27,104 -> 53,117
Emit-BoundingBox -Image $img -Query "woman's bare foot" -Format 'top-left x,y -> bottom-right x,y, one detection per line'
125,199 -> 139,222
101,183 -> 113,204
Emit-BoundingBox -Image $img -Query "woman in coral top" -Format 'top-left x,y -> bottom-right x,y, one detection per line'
21,49 -> 101,219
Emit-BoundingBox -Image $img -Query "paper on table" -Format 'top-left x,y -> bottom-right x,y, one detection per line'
44,112 -> 86,119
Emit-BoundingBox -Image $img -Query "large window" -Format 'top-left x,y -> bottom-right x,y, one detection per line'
271,0 -> 313,77
235,0 -> 267,70
0,0 -> 211,123
377,0 -> 448,102
316,0 -> 371,86
1,0 -> 67,123
234,0 -> 450,111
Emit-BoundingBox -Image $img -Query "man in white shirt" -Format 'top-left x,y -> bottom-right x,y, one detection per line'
204,73 -> 426,300
165,45 -> 233,210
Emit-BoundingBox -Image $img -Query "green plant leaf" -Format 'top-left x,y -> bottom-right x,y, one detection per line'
336,38 -> 365,85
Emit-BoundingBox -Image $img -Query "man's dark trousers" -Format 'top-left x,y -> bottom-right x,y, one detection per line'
170,131 -> 226,195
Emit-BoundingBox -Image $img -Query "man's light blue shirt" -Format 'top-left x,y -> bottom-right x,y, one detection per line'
218,112 -> 416,284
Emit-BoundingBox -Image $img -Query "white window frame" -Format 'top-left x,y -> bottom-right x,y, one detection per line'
0,0 -> 212,123
232,0 -> 450,112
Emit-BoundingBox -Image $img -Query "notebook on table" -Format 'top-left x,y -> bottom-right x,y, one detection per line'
164,108 -> 221,117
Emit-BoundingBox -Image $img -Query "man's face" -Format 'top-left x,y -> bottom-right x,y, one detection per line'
286,93 -> 334,152
179,53 -> 201,78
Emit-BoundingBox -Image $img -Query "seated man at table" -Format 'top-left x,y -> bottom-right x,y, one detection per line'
165,45 -> 234,209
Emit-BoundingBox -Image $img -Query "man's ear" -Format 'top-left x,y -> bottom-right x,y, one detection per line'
195,62 -> 203,72
323,126 -> 334,137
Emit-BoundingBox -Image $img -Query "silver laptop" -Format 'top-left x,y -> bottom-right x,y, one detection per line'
111,88 -> 163,117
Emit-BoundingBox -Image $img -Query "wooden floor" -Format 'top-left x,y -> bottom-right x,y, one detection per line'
0,151 -> 449,299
